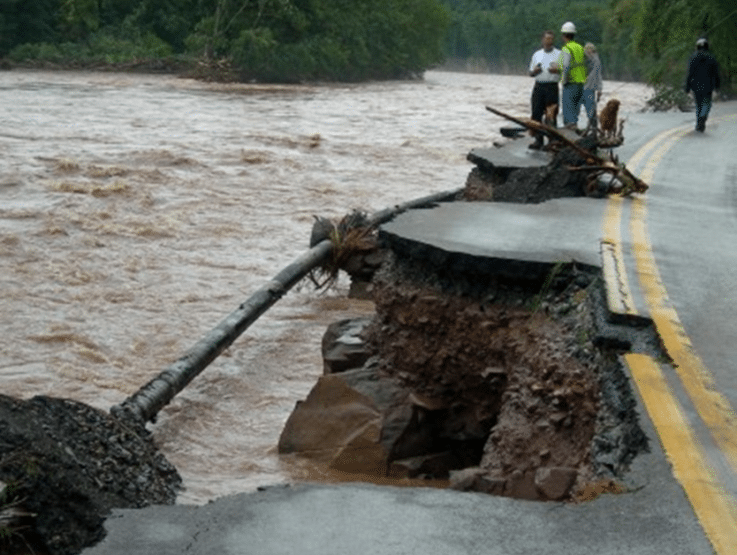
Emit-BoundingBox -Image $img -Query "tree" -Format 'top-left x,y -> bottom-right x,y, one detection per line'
634,0 -> 735,91
0,0 -> 60,54
59,0 -> 101,40
223,0 -> 449,81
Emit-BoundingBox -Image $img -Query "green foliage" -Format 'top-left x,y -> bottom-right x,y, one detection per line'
13,0 -> 728,88
441,0 -> 609,73
59,0 -> 101,39
227,0 -> 450,81
599,0 -> 643,81
2,0 -> 448,81
0,0 -> 60,55
632,0 -> 736,93
8,29 -> 174,65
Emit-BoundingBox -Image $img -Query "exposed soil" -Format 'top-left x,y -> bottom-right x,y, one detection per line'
0,128 -> 651,553
302,136 -> 651,498
361,251 -> 647,498
0,395 -> 181,555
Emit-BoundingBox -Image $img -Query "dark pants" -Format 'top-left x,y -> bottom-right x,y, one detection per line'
562,83 -> 584,125
693,91 -> 712,130
531,82 -> 559,123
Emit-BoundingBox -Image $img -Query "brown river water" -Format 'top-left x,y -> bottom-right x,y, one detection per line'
0,69 -> 650,504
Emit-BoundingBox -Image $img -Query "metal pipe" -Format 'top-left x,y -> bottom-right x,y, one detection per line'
110,188 -> 461,424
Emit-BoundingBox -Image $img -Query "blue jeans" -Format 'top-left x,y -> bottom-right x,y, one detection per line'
694,91 -> 712,120
562,83 -> 584,126
582,89 -> 597,126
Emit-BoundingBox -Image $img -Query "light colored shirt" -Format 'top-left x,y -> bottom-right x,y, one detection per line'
529,47 -> 561,83
584,53 -> 603,91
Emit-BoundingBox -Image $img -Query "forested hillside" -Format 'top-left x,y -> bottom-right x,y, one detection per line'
442,0 -> 611,74
0,0 -> 733,91
0,0 -> 449,81
442,0 -> 734,90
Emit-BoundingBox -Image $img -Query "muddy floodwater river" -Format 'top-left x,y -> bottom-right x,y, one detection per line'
0,69 -> 650,504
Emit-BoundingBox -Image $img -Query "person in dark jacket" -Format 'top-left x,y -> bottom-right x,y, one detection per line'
685,38 -> 721,132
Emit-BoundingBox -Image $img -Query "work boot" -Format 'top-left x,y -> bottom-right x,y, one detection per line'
696,117 -> 705,132
528,136 -> 544,150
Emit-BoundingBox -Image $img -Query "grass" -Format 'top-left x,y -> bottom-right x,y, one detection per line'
309,211 -> 377,290
0,481 -> 37,554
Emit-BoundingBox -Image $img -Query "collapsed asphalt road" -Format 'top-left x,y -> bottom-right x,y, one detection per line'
83,103 -> 737,554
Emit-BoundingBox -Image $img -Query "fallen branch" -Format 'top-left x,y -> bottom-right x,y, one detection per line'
485,105 -> 648,196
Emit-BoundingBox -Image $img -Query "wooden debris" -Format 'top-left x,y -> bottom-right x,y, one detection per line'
486,105 -> 648,196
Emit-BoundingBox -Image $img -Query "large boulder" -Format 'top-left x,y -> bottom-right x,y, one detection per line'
279,360 -> 491,479
278,365 -> 422,475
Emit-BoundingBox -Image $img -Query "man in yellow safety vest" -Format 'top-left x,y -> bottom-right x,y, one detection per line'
557,21 -> 587,128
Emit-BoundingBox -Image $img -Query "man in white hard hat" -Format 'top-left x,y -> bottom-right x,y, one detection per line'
685,37 -> 721,132
527,30 -> 561,149
557,21 -> 587,128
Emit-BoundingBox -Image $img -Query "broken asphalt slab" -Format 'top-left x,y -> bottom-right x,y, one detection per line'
84,110 -> 733,554
380,198 -> 604,274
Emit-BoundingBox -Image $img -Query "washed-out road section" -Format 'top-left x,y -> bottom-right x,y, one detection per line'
83,103 -> 737,555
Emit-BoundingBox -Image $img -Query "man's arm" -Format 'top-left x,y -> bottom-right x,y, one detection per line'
559,48 -> 571,83
529,54 -> 542,77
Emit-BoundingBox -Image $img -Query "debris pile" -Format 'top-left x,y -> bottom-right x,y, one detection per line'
484,105 -> 648,197
0,395 -> 181,555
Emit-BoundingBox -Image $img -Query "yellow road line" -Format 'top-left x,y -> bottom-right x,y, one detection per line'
628,127 -> 686,172
625,353 -> 737,554
630,192 -> 737,473
628,121 -> 737,475
601,197 -> 636,316
600,126 -> 686,317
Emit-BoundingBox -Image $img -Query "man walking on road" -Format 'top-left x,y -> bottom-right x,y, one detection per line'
528,30 -> 561,149
685,38 -> 721,132
558,21 -> 586,128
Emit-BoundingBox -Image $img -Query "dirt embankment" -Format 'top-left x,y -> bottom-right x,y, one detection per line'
366,251 -> 647,498
282,133 -> 651,500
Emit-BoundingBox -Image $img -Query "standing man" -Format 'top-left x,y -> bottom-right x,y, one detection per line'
583,42 -> 603,129
685,38 -> 721,132
528,30 -> 561,149
558,21 -> 586,128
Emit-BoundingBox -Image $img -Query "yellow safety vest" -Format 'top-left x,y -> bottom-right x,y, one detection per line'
561,41 -> 586,84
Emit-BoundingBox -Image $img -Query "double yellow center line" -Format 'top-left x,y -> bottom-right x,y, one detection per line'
605,122 -> 737,553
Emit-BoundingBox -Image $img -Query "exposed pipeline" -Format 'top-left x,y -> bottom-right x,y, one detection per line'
110,188 -> 462,425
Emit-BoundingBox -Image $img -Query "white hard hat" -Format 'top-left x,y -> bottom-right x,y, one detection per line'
696,38 -> 708,47
561,21 -> 576,34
